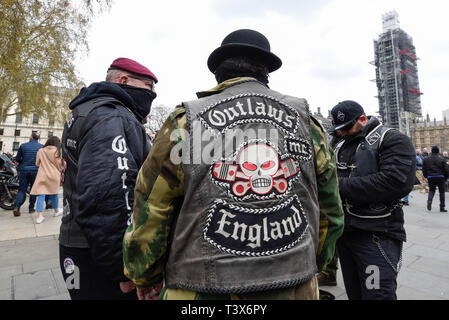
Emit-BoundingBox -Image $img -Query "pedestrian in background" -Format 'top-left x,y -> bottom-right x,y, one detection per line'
423,146 -> 449,212
415,148 -> 428,194
13,132 -> 43,217
30,136 -> 63,224
443,151 -> 449,163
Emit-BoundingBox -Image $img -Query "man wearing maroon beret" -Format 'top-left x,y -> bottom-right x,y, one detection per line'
58,57 -> 158,299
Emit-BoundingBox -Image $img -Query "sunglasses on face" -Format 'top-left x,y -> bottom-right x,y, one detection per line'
126,74 -> 155,91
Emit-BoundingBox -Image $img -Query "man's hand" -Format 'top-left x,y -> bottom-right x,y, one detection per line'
136,282 -> 163,300
120,281 -> 136,294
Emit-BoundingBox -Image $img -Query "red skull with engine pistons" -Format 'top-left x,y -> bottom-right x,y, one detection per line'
212,143 -> 299,198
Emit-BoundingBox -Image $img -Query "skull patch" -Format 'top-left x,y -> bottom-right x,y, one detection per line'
212,143 -> 299,198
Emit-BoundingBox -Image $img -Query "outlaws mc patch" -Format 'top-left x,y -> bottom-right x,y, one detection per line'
211,142 -> 300,200
204,195 -> 308,256
199,93 -> 300,135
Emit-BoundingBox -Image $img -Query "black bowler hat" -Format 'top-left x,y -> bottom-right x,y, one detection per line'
207,29 -> 282,73
330,100 -> 365,132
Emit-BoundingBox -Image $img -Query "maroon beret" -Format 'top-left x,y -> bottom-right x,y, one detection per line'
109,57 -> 158,83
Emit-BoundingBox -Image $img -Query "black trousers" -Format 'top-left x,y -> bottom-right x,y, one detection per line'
337,231 -> 402,300
59,245 -> 137,300
428,177 -> 446,209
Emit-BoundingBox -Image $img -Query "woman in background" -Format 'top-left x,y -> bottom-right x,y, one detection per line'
30,136 -> 63,224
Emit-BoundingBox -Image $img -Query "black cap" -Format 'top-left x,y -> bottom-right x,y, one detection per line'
330,100 -> 365,132
207,29 -> 282,73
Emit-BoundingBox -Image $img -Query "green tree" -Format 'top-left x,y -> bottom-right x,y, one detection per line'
0,0 -> 111,123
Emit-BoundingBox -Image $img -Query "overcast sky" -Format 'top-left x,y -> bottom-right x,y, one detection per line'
76,0 -> 449,120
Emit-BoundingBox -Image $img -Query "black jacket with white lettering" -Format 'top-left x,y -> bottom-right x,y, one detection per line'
59,82 -> 151,282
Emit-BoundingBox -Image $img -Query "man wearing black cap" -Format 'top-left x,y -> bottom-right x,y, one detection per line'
423,146 -> 449,212
59,57 -> 157,299
330,100 -> 416,300
123,29 -> 344,300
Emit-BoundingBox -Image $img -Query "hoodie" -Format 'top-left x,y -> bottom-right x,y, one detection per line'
69,81 -> 153,123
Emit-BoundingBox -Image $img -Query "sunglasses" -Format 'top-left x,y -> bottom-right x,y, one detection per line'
126,74 -> 155,90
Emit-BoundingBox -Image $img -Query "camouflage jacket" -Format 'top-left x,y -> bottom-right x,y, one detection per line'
123,78 -> 344,299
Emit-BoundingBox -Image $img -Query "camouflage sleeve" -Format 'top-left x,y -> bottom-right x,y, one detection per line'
310,116 -> 344,271
122,107 -> 186,288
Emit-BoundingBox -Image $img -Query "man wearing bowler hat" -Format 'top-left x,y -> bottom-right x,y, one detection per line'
59,58 -> 157,299
330,100 -> 416,300
123,29 -> 344,300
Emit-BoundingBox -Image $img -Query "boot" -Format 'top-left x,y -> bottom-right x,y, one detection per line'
13,208 -> 21,217
440,207 -> 447,213
427,201 -> 432,211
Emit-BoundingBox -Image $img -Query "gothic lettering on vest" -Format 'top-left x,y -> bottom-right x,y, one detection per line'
204,195 -> 308,256
284,137 -> 313,162
211,141 -> 300,201
200,94 -> 300,135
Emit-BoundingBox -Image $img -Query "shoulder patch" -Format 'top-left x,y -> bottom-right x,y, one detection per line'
366,132 -> 381,145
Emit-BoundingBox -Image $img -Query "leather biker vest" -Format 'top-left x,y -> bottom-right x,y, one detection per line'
164,80 -> 321,294
334,124 -> 399,218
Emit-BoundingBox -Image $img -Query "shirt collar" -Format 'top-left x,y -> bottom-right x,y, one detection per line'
196,77 -> 262,99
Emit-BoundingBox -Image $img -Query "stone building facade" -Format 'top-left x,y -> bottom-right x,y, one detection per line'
0,106 -> 64,155
413,115 -> 449,153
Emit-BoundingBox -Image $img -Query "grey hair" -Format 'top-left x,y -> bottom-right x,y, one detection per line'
106,69 -> 126,82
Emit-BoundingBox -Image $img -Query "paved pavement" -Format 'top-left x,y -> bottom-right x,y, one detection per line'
0,190 -> 69,300
1,190 -> 449,300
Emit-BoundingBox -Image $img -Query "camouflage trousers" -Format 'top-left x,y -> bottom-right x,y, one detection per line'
322,251 -> 339,278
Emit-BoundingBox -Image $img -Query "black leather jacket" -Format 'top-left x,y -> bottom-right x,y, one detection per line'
336,117 -> 416,241
423,154 -> 448,179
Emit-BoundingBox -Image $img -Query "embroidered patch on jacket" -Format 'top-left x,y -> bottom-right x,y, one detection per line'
284,137 -> 313,161
366,132 -> 381,145
199,93 -> 300,135
204,195 -> 308,256
211,141 -> 300,200
63,258 -> 75,274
